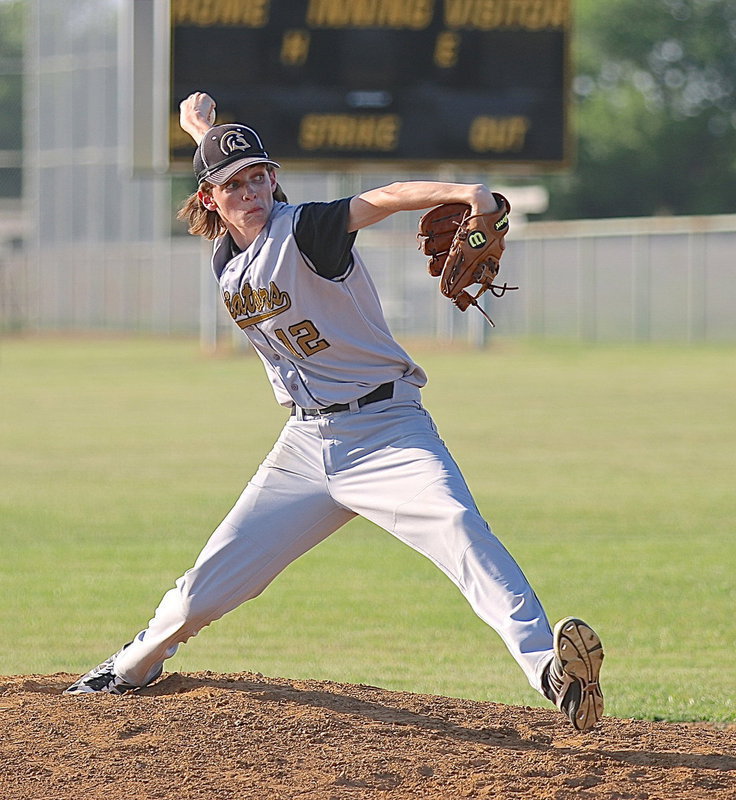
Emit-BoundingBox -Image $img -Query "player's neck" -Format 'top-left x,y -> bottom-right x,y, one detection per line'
227,224 -> 262,252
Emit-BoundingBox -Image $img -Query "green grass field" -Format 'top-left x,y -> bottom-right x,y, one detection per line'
1,335 -> 734,722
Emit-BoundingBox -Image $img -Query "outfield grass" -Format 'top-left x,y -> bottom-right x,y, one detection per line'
1,335 -> 734,722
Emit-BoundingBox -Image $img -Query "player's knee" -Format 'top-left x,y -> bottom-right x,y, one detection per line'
447,506 -> 492,543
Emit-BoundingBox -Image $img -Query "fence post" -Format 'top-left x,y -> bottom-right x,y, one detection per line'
632,234 -> 651,342
199,238 -> 218,353
687,231 -> 706,343
577,235 -> 597,342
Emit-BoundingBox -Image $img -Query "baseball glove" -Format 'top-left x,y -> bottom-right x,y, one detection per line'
417,193 -> 516,327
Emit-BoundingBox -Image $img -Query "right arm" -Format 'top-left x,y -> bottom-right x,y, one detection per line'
179,92 -> 217,145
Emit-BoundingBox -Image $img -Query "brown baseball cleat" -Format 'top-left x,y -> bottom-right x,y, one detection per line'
543,617 -> 605,731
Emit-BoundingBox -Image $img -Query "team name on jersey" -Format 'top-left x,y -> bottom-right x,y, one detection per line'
223,281 -> 291,328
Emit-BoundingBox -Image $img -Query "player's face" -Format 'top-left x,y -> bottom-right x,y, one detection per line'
200,164 -> 278,245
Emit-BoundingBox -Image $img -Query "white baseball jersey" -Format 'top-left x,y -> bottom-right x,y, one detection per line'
211,199 -> 427,408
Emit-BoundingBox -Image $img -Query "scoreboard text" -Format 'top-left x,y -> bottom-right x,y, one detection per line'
169,0 -> 570,169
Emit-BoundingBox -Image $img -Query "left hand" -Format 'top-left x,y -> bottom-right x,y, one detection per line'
468,185 -> 499,217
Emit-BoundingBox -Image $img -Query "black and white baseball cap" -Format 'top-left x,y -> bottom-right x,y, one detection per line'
194,124 -> 280,185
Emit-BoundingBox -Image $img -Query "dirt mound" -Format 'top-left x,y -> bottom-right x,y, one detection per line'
1,672 -> 734,799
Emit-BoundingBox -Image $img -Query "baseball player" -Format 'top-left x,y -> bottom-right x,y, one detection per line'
65,92 -> 605,731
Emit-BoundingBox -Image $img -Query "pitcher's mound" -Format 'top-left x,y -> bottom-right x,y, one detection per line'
1,672 -> 734,799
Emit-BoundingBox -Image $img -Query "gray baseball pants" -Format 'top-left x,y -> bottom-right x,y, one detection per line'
115,381 -> 554,692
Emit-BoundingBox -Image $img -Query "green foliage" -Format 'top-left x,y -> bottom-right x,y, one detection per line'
0,0 -> 23,56
545,0 -> 736,218
1,337 -> 735,722
0,0 -> 24,197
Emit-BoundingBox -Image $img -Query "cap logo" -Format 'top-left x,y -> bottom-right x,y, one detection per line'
220,130 -> 252,155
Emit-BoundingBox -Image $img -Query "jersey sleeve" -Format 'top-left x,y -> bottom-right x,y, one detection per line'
293,197 -> 357,280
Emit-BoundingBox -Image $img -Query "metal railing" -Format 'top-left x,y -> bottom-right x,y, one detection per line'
5,211 -> 735,344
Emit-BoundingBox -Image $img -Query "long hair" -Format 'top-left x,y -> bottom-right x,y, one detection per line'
176,166 -> 288,241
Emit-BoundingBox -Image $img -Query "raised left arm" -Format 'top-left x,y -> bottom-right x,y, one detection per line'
347,181 -> 499,232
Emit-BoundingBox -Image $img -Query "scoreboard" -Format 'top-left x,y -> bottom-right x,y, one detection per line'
169,0 -> 571,169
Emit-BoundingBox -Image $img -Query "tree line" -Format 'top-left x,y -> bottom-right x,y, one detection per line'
542,0 -> 736,218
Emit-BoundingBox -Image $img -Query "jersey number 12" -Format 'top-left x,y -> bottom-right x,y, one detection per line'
274,320 -> 330,358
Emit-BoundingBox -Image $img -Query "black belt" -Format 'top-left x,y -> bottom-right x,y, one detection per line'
292,382 -> 394,416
